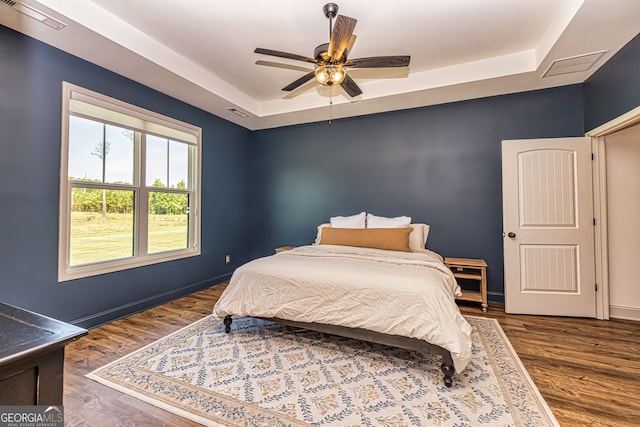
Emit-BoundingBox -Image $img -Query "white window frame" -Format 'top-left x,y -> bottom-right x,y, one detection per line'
58,82 -> 201,282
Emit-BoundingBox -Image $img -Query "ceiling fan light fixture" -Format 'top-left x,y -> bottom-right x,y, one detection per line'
315,64 -> 346,86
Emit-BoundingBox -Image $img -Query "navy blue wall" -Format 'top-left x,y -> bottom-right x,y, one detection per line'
249,86 -> 585,302
0,25 -> 252,327
8,20 -> 634,319
584,33 -> 640,131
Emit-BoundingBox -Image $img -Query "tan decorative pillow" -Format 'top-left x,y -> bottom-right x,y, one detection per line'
319,227 -> 412,252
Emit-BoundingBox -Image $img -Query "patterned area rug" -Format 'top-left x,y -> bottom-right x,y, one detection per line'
87,315 -> 559,426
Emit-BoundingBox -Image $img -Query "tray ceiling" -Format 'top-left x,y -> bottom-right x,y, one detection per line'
1,0 -> 639,129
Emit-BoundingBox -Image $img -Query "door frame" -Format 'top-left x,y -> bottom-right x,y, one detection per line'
586,105 -> 640,320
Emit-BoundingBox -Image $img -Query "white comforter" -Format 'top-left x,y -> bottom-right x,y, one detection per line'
213,245 -> 473,372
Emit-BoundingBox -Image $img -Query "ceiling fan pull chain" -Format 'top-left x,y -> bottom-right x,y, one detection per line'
329,96 -> 333,124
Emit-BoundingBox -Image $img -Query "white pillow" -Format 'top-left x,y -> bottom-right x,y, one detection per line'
366,213 -> 412,228
314,223 -> 331,245
408,223 -> 430,251
330,211 -> 366,228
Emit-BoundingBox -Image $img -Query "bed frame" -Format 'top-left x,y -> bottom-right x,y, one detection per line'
223,315 -> 455,387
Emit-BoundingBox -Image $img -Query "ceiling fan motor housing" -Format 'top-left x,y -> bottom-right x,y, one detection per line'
314,43 -> 347,64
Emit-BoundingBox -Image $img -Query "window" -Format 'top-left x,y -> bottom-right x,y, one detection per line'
59,82 -> 201,281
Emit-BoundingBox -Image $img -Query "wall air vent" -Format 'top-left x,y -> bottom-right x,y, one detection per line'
0,0 -> 66,30
542,51 -> 607,78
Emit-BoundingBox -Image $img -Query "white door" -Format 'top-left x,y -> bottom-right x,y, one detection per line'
502,138 -> 596,317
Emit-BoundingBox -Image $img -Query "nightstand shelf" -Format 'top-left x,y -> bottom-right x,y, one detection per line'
444,257 -> 488,312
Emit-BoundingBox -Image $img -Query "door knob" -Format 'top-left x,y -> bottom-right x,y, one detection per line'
507,232 -> 516,238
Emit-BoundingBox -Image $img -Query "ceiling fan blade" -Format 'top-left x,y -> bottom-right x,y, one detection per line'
255,48 -> 317,64
346,34 -> 357,56
282,71 -> 317,91
255,60 -> 313,73
328,15 -> 357,61
340,74 -> 362,97
345,56 -> 411,68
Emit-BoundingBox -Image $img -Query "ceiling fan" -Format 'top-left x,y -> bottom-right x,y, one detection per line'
254,3 -> 410,98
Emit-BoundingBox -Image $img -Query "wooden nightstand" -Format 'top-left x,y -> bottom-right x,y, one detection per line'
275,246 -> 296,253
444,257 -> 488,312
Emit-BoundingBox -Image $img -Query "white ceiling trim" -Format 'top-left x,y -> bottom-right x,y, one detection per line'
534,0 -> 585,66
35,0 -> 260,112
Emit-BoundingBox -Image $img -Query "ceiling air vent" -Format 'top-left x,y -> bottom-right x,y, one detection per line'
542,51 -> 607,78
227,108 -> 249,118
0,0 -> 66,30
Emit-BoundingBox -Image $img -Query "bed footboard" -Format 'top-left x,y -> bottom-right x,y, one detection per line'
221,315 -> 456,387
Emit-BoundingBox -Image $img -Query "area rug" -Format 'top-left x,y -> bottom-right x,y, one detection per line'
87,315 -> 559,426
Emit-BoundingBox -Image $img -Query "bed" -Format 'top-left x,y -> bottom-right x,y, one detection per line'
213,218 -> 473,387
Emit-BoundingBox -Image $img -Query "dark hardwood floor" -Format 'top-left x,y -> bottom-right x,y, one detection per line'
63,283 -> 640,426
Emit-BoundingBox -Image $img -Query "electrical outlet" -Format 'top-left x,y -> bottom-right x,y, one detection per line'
225,254 -> 231,264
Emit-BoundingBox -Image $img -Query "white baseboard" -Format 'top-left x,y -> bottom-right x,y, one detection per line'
609,304 -> 640,321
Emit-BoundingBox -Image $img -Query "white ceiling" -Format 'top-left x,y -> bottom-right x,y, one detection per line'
2,0 -> 639,130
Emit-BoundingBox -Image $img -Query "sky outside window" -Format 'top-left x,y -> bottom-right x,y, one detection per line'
68,116 -> 134,184
146,134 -> 189,188
68,116 -> 189,187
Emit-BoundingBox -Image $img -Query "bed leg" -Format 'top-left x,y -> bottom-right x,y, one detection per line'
441,352 -> 455,387
441,363 -> 454,387
223,315 -> 233,333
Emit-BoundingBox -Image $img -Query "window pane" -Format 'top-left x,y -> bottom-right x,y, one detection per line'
146,135 -> 167,187
146,135 -> 189,188
68,116 -> 103,182
68,116 -> 134,184
168,141 -> 189,188
69,188 -> 135,266
104,124 -> 135,184
148,192 -> 189,254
